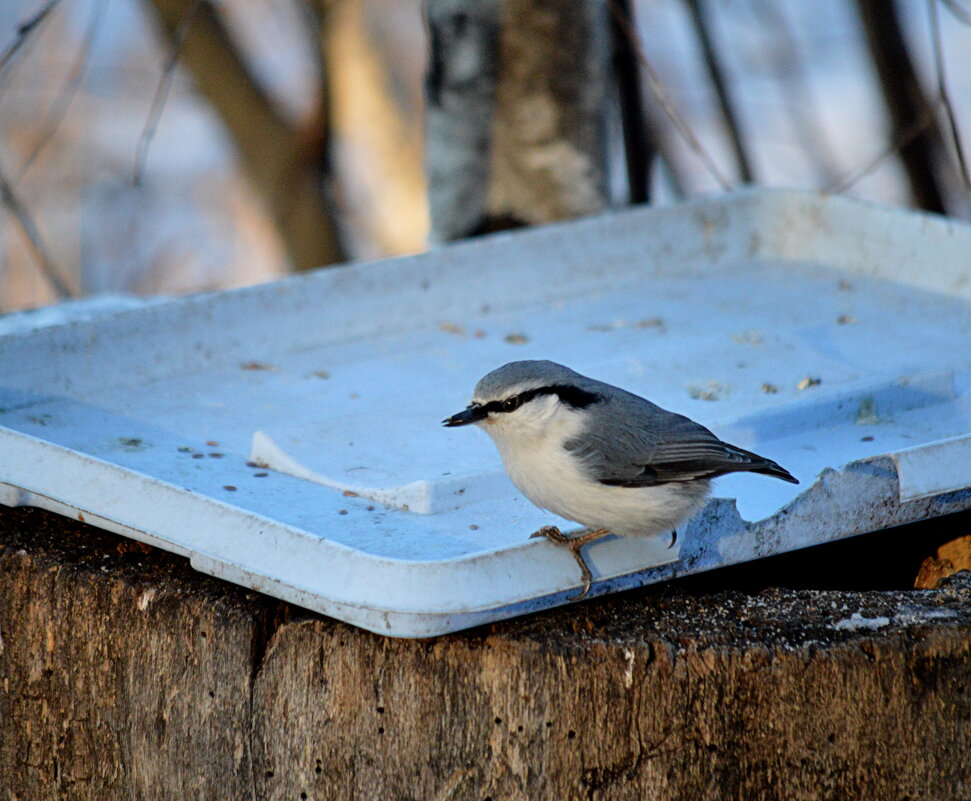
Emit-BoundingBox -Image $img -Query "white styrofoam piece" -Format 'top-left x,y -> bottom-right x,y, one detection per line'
250,417 -> 511,515
1,189 -> 970,637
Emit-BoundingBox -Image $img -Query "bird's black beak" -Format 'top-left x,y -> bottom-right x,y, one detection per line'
442,403 -> 487,427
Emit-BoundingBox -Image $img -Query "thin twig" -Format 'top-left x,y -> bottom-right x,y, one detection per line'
16,0 -> 109,185
940,0 -> 971,24
134,0 -> 203,185
607,0 -> 732,191
928,0 -> 971,195
753,0 -> 843,187
0,157 -> 73,299
0,0 -> 62,75
683,0 -> 754,183
829,102 -> 938,194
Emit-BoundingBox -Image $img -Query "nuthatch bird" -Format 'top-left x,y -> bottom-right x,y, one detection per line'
444,360 -> 798,598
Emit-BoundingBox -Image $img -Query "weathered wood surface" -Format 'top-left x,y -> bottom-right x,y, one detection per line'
2,505 -> 970,800
916,535 -> 971,589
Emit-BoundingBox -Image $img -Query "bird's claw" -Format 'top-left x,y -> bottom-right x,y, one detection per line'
530,526 -> 609,600
530,525 -> 569,544
568,549 -> 594,600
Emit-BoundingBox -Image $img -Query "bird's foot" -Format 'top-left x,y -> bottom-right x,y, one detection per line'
530,525 -> 570,544
669,529 -> 678,549
530,526 -> 611,600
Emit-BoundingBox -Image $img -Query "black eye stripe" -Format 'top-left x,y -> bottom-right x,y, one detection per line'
484,384 -> 601,415
545,384 -> 602,408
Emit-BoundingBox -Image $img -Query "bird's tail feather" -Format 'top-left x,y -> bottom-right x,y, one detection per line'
727,444 -> 799,484
752,462 -> 800,484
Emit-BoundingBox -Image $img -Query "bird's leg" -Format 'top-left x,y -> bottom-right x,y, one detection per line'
530,526 -> 611,600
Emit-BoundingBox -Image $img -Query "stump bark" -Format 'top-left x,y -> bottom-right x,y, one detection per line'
1,505 -> 969,800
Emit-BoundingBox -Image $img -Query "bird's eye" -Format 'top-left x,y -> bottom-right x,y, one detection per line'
501,397 -> 519,412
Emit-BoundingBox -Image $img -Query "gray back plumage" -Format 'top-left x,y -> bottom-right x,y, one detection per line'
566,379 -> 797,486
477,361 -> 798,486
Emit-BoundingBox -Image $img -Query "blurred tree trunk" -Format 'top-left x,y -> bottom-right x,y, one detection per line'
142,0 -> 346,271
855,0 -> 948,215
610,0 -> 652,203
321,0 -> 429,257
425,0 -> 612,242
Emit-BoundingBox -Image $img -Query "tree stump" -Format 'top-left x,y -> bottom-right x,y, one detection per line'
1,505 -> 969,800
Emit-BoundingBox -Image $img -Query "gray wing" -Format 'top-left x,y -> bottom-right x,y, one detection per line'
564,390 -> 798,486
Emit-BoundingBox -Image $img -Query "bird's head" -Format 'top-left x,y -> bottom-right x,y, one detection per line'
442,360 -> 601,441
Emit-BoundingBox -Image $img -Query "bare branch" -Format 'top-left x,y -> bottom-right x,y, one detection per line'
855,0 -> 947,213
0,157 -> 73,299
642,116 -> 690,199
135,0 -> 202,185
752,0 -> 842,187
928,0 -> 971,196
141,0 -> 345,268
16,0 -> 108,185
607,0 -> 732,191
683,0 -> 754,183
0,0 -> 61,75
829,101 -> 938,194
940,0 -> 971,24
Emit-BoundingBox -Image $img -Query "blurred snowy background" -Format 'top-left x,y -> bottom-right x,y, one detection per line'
0,0 -> 969,312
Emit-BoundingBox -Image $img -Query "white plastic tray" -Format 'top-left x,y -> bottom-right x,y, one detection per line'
1,189 -> 970,637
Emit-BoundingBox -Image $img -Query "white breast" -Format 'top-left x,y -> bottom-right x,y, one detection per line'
481,402 -> 709,537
